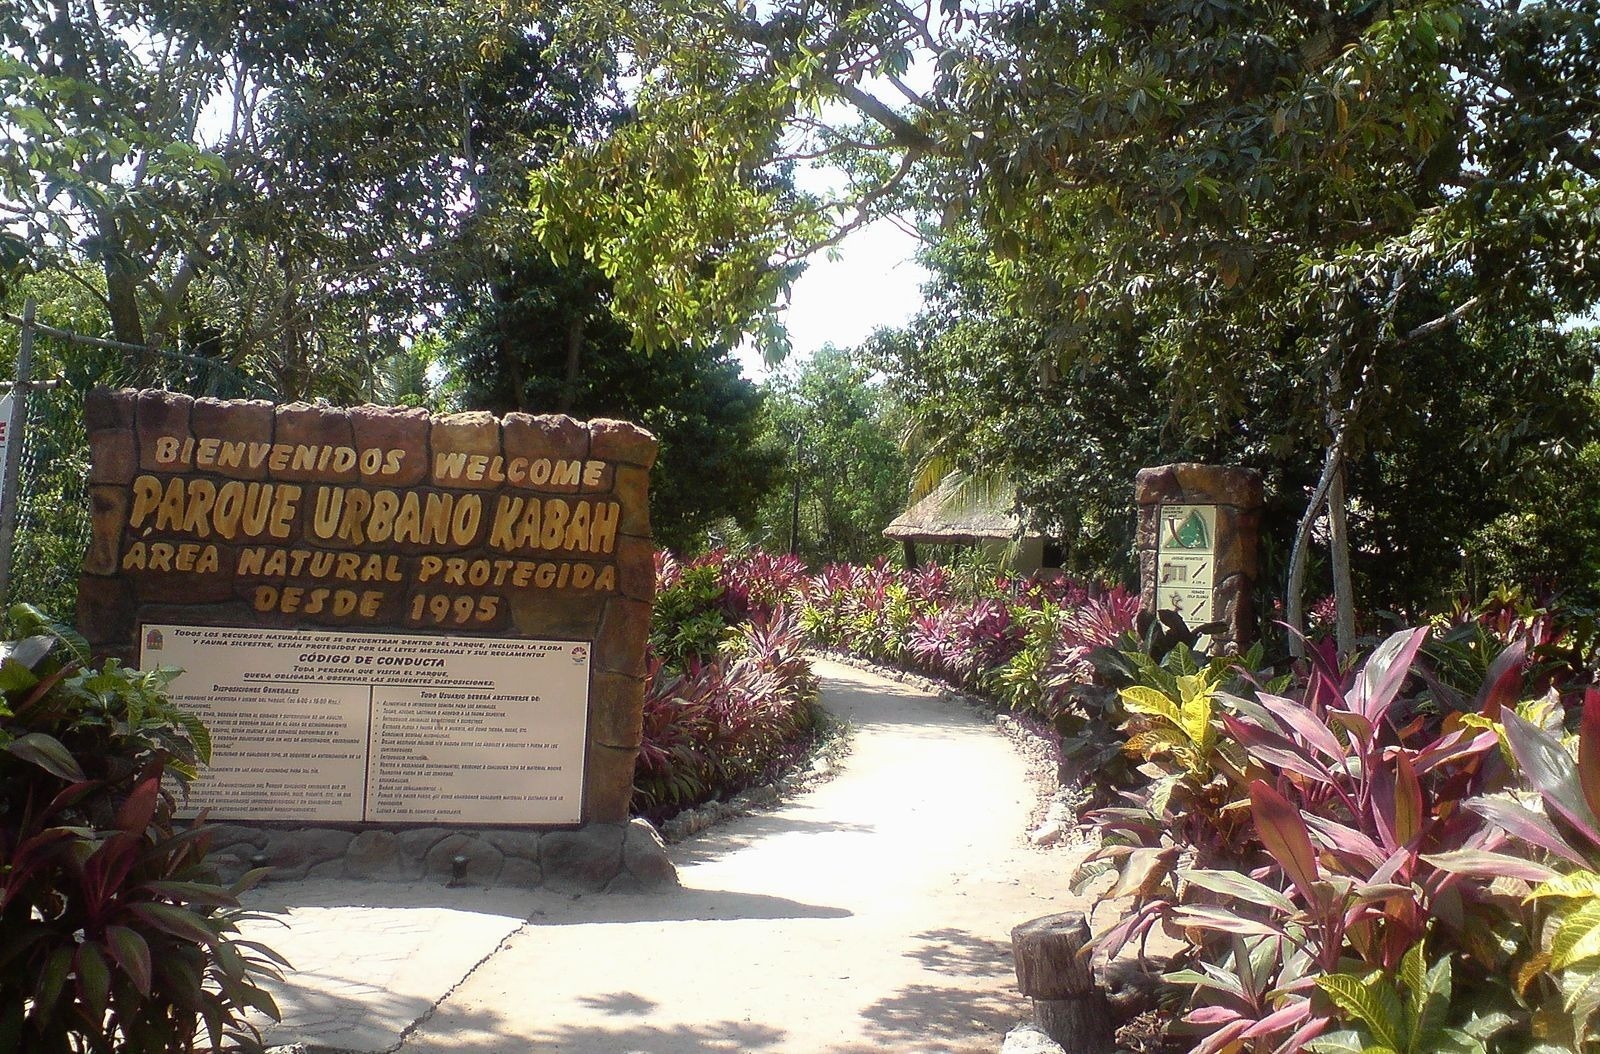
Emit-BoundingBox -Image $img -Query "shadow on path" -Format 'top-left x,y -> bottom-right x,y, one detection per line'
670,814 -> 879,867
531,887 -> 853,924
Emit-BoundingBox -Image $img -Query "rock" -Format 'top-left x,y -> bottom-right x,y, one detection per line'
397,827 -> 450,858
1002,1024 -> 1067,1054
589,419 -> 658,469
264,828 -> 353,875
344,830 -> 408,880
541,824 -> 626,893
1029,821 -> 1064,847
485,830 -> 543,860
500,856 -> 543,888
622,818 -> 679,891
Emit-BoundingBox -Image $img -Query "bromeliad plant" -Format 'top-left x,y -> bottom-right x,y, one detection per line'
0,605 -> 286,1053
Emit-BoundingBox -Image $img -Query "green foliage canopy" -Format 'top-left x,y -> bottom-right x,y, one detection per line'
752,344 -> 908,565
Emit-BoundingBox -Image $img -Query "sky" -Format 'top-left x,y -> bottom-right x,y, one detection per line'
737,217 -> 929,381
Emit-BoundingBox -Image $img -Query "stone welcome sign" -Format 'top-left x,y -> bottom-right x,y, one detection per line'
1134,463 -> 1263,652
77,389 -> 657,833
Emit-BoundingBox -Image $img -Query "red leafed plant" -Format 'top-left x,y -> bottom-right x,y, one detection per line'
1081,627 -> 1558,1053
635,563 -> 821,821
0,605 -> 286,1053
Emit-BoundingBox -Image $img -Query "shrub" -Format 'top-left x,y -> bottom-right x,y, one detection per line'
633,608 -> 820,819
635,553 -> 821,819
1075,622 -> 1600,1054
0,606 -> 285,1053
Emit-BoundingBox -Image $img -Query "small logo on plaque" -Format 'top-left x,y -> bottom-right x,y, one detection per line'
144,628 -> 164,651
1172,510 -> 1210,549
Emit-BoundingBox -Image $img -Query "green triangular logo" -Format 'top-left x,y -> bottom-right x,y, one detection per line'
1175,511 -> 1209,549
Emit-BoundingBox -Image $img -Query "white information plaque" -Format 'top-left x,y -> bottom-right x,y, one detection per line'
141,624 -> 591,824
1155,503 -> 1219,632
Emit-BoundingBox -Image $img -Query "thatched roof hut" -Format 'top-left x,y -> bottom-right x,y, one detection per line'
882,477 -> 1046,570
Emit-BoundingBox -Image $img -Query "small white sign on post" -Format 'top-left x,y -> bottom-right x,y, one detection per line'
0,392 -> 14,514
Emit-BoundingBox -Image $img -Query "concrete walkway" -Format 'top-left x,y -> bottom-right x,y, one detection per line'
246,657 -> 1086,1053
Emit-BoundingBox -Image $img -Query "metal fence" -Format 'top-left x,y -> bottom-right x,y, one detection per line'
0,300 -> 269,622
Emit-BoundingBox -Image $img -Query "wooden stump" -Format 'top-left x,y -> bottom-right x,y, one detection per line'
1011,912 -> 1115,1054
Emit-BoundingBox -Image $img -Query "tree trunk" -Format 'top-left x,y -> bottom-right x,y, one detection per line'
1285,429 -> 1345,659
146,256 -> 197,358
99,215 -> 151,380
1327,460 -> 1356,658
558,313 -> 585,415
1011,913 -> 1115,1054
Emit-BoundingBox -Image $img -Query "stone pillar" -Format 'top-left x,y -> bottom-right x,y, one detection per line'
1134,464 -> 1263,653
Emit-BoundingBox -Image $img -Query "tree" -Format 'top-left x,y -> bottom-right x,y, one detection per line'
948,0 -> 1600,650
529,0 -> 1600,650
878,224 -> 1600,613
447,251 -> 782,552
750,344 -> 907,565
0,1 -> 557,398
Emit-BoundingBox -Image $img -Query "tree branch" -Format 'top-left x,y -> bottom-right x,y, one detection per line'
835,81 -> 936,153
1395,295 -> 1481,346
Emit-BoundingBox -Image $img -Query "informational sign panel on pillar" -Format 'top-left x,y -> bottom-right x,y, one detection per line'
0,392 -> 14,494
1135,465 -> 1263,653
1155,503 -> 1218,627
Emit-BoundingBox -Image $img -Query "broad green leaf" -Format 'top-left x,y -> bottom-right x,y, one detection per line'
1430,1027 -> 1487,1054
1120,685 -> 1182,727
75,943 -> 111,1022
1178,676 -> 1214,748
1530,871 -> 1600,901
0,659 -> 40,697
138,881 -> 240,908
1316,972 -> 1405,1052
1307,1029 -> 1367,1054
1,635 -> 55,672
126,901 -> 219,946
1398,944 -> 1425,1028
1417,953 -> 1452,1050
1179,867 -> 1297,914
5,732 -> 86,781
1560,962 -> 1600,1032
1458,1011 -> 1515,1041
1551,900 -> 1600,968
1105,846 -> 1177,899
32,946 -> 72,1020
104,925 -> 153,996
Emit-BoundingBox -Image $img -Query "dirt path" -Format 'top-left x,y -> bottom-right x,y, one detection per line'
388,657 -> 1088,1054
